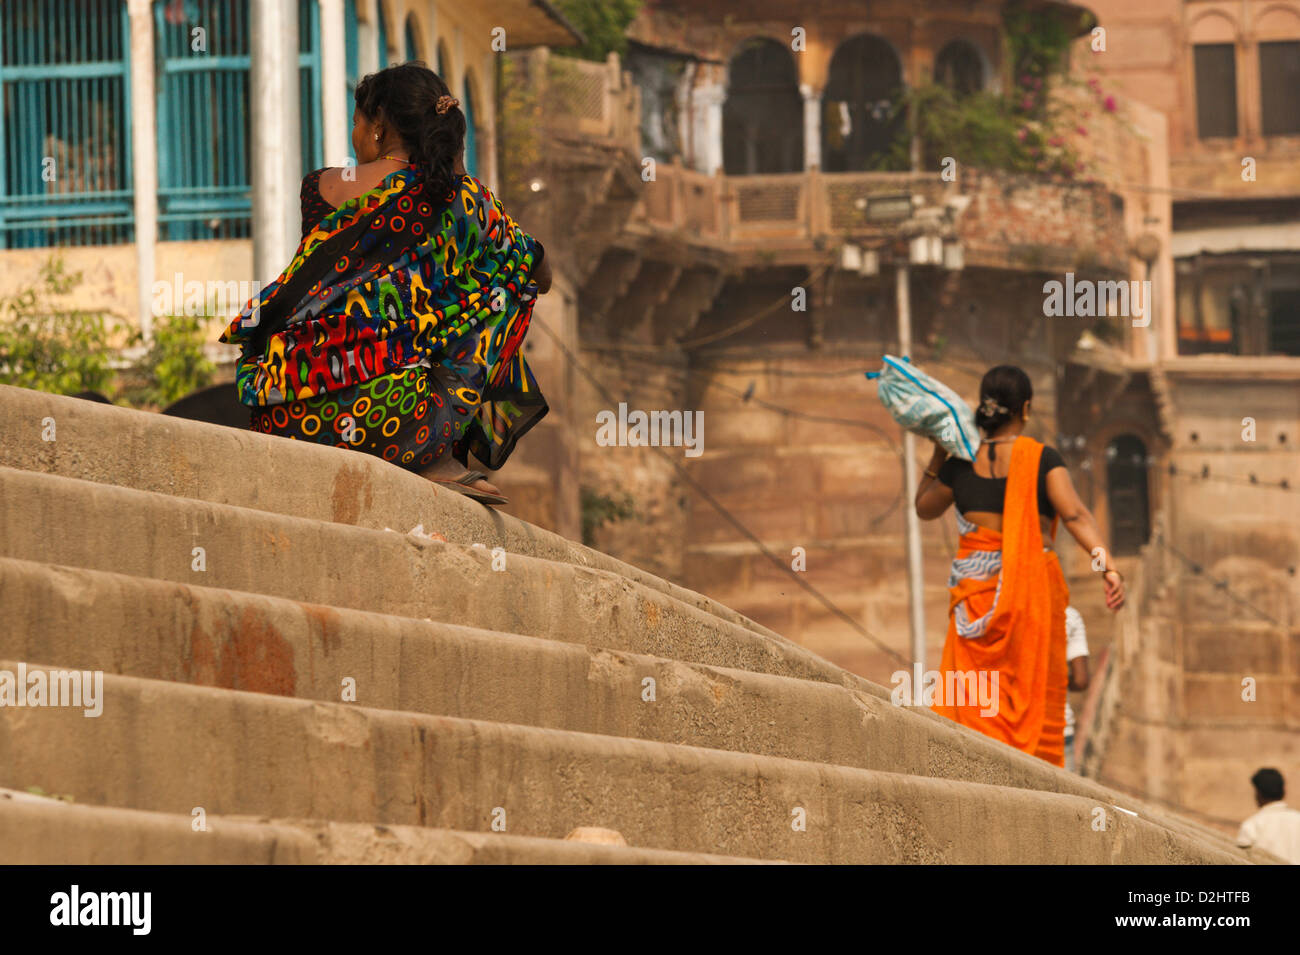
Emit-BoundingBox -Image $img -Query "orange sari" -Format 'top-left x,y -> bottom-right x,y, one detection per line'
932,436 -> 1069,767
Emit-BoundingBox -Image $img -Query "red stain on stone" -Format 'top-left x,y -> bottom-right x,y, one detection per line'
215,608 -> 297,696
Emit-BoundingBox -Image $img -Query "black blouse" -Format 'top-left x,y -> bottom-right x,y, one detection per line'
300,168 -> 334,238
937,445 -> 1066,518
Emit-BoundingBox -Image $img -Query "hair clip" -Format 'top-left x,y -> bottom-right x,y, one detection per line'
980,395 -> 1008,417
435,95 -> 459,115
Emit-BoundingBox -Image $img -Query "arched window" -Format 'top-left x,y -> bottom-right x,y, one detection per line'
404,13 -> 421,63
1,0 -> 132,248
1105,434 -> 1152,554
344,0 -> 359,159
376,0 -> 391,68
935,39 -> 985,96
463,74 -> 478,177
822,34 -> 904,172
722,37 -> 803,175
436,41 -> 450,82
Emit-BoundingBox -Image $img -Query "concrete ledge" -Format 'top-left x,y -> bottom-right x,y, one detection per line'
0,465 -> 867,689
0,791 -> 772,864
0,385 -> 776,641
0,665 -> 1252,864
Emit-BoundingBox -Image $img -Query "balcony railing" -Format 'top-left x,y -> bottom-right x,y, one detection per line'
638,164 -> 1129,274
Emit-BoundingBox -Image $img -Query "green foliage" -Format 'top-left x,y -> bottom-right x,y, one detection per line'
553,0 -> 642,62
581,486 -> 637,546
124,311 -> 216,408
1004,1 -> 1080,117
0,257 -> 214,409
0,259 -> 119,396
882,83 -> 1081,177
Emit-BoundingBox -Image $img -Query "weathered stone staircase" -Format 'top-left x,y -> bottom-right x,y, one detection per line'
0,385 -> 1274,863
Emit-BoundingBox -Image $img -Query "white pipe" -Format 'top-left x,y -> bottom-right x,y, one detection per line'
897,263 -> 928,696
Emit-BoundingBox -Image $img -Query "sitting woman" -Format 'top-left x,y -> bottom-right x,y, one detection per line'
913,365 -> 1125,767
220,63 -> 552,506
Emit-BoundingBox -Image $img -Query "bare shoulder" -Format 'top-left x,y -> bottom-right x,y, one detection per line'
318,162 -> 390,206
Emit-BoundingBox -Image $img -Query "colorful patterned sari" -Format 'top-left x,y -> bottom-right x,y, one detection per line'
219,167 -> 546,471
932,436 -> 1070,767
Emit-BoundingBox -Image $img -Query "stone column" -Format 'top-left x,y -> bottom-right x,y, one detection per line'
801,84 -> 821,170
250,0 -> 301,284
318,0 -> 349,167
127,0 -> 157,340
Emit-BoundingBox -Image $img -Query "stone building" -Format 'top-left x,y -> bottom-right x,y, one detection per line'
501,0 -> 1296,831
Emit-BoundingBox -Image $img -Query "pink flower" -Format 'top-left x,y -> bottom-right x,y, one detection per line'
1021,95 -> 1035,110
1048,135 -> 1064,147
1017,127 -> 1029,142
1087,77 -> 1101,90
1076,125 -> 1088,136
1104,95 -> 1117,113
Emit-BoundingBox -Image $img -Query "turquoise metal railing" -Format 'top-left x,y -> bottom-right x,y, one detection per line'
153,0 -> 322,240
0,0 -> 133,248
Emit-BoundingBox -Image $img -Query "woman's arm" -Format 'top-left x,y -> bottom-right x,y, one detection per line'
915,441 -> 955,520
1045,467 -> 1126,611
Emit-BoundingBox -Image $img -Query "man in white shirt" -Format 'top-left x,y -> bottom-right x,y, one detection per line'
1063,606 -> 1089,773
1236,768 -> 1300,863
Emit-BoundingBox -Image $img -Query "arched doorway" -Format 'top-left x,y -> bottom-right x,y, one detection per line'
821,34 -> 904,171
935,39 -> 986,95
1106,434 -> 1152,554
722,37 -> 803,175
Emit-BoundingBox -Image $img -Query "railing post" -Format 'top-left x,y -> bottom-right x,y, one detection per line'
127,0 -> 157,340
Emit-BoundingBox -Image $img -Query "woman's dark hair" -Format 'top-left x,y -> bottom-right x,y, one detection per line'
354,62 -> 465,200
975,364 -> 1033,436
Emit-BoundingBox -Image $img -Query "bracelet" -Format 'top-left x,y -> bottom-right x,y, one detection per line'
1101,568 -> 1123,582
923,468 -> 939,480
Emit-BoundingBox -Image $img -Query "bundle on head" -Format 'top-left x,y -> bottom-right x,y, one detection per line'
976,364 -> 1033,436
355,62 -> 465,200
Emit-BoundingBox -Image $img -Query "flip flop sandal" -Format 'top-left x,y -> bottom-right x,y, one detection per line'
435,470 -> 509,507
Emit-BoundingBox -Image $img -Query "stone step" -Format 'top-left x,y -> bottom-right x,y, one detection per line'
0,664 -> 1249,864
0,464 -> 857,690
0,554 -> 1257,859
0,385 -> 771,641
0,790 -> 771,864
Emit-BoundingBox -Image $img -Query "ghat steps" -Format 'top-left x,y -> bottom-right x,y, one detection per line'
0,385 -> 1272,864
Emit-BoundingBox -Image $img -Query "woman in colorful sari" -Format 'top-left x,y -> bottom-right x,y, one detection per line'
220,63 -> 551,506
913,365 -> 1125,767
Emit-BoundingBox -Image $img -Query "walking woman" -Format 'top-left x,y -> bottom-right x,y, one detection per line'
220,63 -> 552,506
913,365 -> 1125,767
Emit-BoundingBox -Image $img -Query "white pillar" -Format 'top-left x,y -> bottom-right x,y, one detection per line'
801,84 -> 821,170
127,0 -> 157,340
319,0 -> 348,167
251,0 -> 301,283
695,70 -> 725,175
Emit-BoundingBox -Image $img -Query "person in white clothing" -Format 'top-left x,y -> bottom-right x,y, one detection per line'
1063,606 -> 1090,773
1237,768 -> 1300,863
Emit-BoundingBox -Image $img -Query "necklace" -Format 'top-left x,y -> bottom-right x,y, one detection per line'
377,153 -> 411,163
